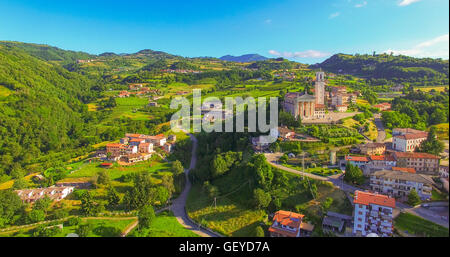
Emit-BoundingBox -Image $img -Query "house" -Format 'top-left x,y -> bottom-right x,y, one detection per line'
277,126 -> 296,140
345,155 -> 370,169
439,165 -> 449,178
370,169 -> 433,200
15,186 -> 75,203
392,152 -> 440,175
268,210 -> 314,237
129,138 -> 145,146
129,84 -> 143,90
168,134 -> 176,142
118,91 -> 130,98
106,143 -> 127,155
335,104 -> 348,112
373,102 -> 391,111
146,134 -> 167,146
138,142 -> 153,154
392,128 -> 428,152
119,137 -> 129,144
391,84 -> 404,92
322,211 -> 352,233
353,191 -> 395,237
359,143 -> 386,155
163,142 -> 173,153
148,102 -> 158,107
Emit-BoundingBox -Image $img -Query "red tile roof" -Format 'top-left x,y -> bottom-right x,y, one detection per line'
354,191 -> 395,208
273,210 -> 304,228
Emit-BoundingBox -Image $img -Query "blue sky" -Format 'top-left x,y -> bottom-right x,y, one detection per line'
0,0 -> 448,63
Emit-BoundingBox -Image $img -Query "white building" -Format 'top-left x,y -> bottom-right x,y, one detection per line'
353,191 -> 395,237
16,186 -> 75,203
370,170 -> 433,200
392,128 -> 428,152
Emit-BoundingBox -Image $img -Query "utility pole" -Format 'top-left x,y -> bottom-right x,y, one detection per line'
214,197 -> 216,209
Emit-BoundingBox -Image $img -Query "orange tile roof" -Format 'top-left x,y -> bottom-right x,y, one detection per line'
393,152 -> 439,159
268,226 -> 297,237
370,155 -> 385,161
345,156 -> 369,162
354,191 -> 395,208
392,167 -> 416,173
273,210 -> 304,228
106,143 -> 123,147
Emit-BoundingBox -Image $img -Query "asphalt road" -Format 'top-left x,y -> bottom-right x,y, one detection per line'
374,113 -> 386,143
170,134 -> 221,237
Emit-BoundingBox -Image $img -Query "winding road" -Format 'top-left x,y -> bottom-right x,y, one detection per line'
170,134 -> 221,237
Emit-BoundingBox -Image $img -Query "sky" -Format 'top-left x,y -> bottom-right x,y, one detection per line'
0,0 -> 448,64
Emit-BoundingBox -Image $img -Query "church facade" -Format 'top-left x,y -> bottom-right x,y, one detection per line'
283,71 -> 327,120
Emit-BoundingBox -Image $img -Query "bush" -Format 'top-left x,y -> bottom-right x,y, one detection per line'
65,217 -> 82,226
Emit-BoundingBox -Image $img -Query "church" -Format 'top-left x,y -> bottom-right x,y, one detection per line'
283,71 -> 327,120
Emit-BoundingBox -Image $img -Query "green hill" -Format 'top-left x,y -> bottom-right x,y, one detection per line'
312,53 -> 449,84
0,42 -> 98,179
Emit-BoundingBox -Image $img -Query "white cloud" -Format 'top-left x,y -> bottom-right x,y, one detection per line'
329,12 -> 340,19
355,1 -> 367,8
398,0 -> 421,6
384,34 -> 449,58
268,50 -> 331,59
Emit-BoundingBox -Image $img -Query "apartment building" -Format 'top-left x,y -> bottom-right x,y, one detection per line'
370,170 -> 433,200
353,191 -> 395,237
393,152 -> 440,175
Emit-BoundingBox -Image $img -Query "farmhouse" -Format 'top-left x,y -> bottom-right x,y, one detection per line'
373,102 -> 391,111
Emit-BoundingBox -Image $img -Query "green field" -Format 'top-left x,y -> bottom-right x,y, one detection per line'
128,211 -> 200,237
282,164 -> 342,177
0,217 -> 136,237
394,212 -> 449,237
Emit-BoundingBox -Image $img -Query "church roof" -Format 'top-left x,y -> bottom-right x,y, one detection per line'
297,93 -> 316,101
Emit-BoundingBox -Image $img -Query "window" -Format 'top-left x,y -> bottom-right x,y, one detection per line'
357,224 -> 361,228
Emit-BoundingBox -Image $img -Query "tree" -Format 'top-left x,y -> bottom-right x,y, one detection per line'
106,186 -> 121,208
254,226 -> 265,237
407,188 -> 421,206
321,197 -> 334,213
252,154 -> 274,190
343,163 -> 364,185
28,209 -> 46,223
12,177 -> 28,190
96,170 -> 111,185
76,223 -> 92,237
279,154 -> 288,164
138,205 -> 155,230
124,173 -> 154,210
161,174 -> 175,195
80,191 -> 96,216
0,190 -> 24,227
253,188 -> 271,209
171,160 -> 184,175
416,127 -> 445,155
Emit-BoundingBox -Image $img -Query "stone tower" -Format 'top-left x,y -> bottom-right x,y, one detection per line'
314,71 -> 325,105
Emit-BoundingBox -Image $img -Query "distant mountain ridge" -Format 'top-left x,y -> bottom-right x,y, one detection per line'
220,54 -> 268,62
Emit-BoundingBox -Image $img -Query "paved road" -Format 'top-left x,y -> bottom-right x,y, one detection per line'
170,134 -> 221,237
374,113 -> 386,143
